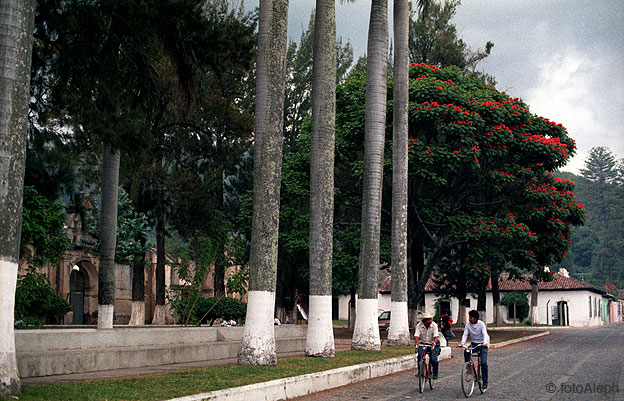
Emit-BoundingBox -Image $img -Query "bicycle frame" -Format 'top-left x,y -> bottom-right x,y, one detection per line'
461,344 -> 483,397
418,344 -> 433,376
417,343 -> 436,393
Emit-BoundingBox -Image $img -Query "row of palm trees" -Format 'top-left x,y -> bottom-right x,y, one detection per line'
239,0 -> 427,364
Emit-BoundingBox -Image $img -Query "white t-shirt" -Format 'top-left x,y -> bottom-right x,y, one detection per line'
461,320 -> 490,346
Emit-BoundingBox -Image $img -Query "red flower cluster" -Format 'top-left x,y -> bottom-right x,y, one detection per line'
409,62 -> 439,71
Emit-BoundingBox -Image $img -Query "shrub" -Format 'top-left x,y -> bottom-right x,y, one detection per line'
15,269 -> 71,328
501,291 -> 529,322
194,296 -> 247,325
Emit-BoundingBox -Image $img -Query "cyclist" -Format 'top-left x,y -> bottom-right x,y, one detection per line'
458,310 -> 490,390
414,311 -> 440,379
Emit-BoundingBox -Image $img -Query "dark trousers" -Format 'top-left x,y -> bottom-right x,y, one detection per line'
417,339 -> 440,375
464,346 -> 488,384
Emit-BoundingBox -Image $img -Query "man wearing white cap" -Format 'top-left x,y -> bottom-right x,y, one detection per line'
414,312 -> 440,379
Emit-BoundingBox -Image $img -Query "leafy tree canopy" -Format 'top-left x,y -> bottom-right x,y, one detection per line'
20,186 -> 68,267
83,187 -> 151,266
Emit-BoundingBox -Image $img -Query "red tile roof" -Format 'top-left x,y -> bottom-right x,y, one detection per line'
379,276 -> 450,293
379,273 -> 606,295
492,274 -> 605,294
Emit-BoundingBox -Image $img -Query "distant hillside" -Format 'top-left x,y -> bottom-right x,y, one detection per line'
552,171 -> 624,288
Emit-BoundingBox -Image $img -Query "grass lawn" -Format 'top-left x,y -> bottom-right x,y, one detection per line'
19,330 -> 541,401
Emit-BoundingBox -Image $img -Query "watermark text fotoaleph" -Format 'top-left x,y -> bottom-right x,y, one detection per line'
545,382 -> 619,395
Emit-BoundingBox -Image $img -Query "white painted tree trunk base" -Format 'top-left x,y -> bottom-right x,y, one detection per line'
530,305 -> 539,325
0,351 -> 20,399
351,298 -> 381,350
387,301 -> 411,346
238,291 -> 277,365
494,304 -> 503,326
97,304 -> 114,329
306,295 -> 335,357
128,302 -> 145,326
152,305 -> 166,325
0,260 -> 20,398
458,305 -> 467,326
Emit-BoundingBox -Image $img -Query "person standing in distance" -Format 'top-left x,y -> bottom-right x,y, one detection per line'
458,310 -> 490,390
414,312 -> 441,379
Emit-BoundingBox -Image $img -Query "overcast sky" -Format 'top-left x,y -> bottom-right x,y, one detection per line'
245,0 -> 624,174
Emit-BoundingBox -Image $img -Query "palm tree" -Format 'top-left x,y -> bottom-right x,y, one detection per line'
0,0 -> 35,397
238,0 -> 289,365
387,0 -> 411,346
97,143 -> 120,328
306,0 -> 337,358
352,0 -> 388,351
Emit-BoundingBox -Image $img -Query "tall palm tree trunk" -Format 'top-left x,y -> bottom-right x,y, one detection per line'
238,0 -> 288,366
98,143 -> 120,329
387,0 -> 410,346
129,238 -> 146,325
152,204 -> 166,325
306,0 -> 337,358
352,0 -> 388,351
0,0 -> 35,396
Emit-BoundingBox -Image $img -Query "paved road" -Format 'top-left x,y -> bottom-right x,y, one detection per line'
294,324 -> 624,401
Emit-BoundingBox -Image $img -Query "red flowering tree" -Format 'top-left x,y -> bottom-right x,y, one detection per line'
403,64 -> 585,319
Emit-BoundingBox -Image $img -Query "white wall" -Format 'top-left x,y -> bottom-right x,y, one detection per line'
496,290 -> 604,327
339,290 -> 606,327
337,294 -> 389,321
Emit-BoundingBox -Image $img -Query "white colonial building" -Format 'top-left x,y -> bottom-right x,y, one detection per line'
338,269 -> 610,327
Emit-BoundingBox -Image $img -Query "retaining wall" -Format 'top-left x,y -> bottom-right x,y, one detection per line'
15,325 -> 307,378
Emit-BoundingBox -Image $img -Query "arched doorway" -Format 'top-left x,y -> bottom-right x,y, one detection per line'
70,267 -> 86,324
553,300 -> 569,326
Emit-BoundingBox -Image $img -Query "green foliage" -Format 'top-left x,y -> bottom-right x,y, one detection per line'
579,147 -> 619,185
194,296 -> 247,325
20,186 -> 68,267
283,11 -> 353,152
24,128 -> 77,200
553,165 -> 624,288
83,187 -> 151,265
169,293 -> 247,326
15,269 -> 71,328
409,0 -> 495,84
501,291 -> 529,322
165,234 -> 248,325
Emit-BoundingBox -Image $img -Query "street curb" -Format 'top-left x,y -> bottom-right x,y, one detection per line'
166,348 -> 452,401
489,330 -> 550,348
165,331 -> 549,401
163,331 -> 550,401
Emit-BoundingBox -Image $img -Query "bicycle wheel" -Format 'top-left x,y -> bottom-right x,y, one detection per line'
426,353 -> 435,389
428,365 -> 436,389
461,361 -> 475,397
418,358 -> 425,393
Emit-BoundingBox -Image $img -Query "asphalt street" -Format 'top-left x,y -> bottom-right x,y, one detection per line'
294,324 -> 624,401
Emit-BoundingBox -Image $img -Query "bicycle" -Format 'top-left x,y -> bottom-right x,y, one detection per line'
460,343 -> 485,397
416,343 -> 436,393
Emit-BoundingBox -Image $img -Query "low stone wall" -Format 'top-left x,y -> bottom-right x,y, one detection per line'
16,325 -> 307,378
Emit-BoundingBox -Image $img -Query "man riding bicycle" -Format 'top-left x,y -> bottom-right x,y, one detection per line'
458,310 -> 490,390
414,312 -> 440,379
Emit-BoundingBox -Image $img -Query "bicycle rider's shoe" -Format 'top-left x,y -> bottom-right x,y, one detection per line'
433,374 -> 438,379
482,383 -> 488,391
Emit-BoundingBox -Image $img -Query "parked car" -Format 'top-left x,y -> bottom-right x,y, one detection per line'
378,310 -> 423,330
378,311 -> 391,330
